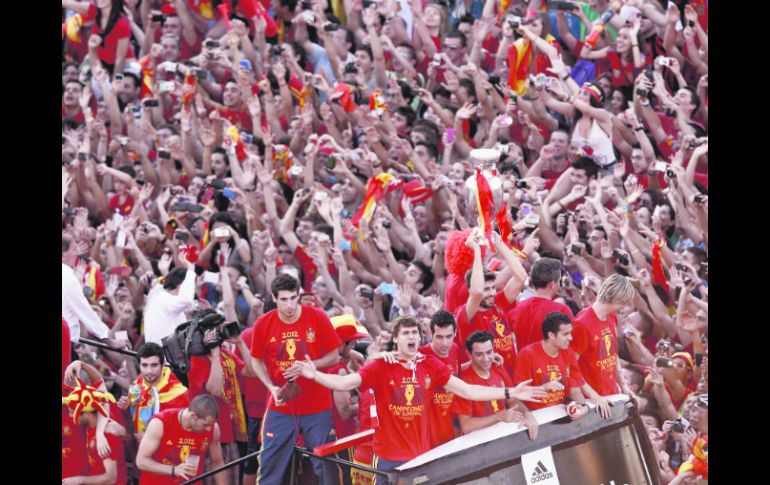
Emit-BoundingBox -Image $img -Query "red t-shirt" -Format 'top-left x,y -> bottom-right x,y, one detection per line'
325,362 -> 357,439
508,296 -> 574,351
250,306 -> 342,414
62,406 -> 88,479
83,4 -> 136,65
357,356 -> 451,462
240,327 -> 269,419
352,388 -> 374,464
139,408 -> 215,485
188,349 -> 245,443
109,194 -> 135,216
513,343 -> 585,411
451,365 -> 512,423
570,307 -> 620,396
86,427 -> 128,485
419,343 -> 461,447
443,273 -> 469,314
455,291 -> 518,378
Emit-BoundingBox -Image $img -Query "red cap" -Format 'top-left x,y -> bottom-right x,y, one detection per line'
403,179 -> 433,204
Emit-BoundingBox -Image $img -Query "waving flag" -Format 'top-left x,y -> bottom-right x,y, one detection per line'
651,239 -> 669,294
472,168 -> 494,244
351,173 -> 404,228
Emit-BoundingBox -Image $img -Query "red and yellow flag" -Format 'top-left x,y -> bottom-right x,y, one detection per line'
273,145 -> 294,186
677,435 -> 708,479
495,202 -> 526,258
224,125 -> 249,162
182,70 -> 197,110
651,239 -> 669,294
473,168 -> 494,244
507,34 -> 559,95
351,173 -> 404,228
369,89 -> 388,115
139,58 -> 155,99
85,264 -> 105,302
64,14 -> 84,43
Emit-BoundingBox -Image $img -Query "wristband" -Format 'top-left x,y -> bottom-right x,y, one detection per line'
635,127 -> 644,132
504,387 -> 511,400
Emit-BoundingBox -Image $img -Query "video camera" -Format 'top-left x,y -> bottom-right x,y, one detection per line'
161,311 -> 242,374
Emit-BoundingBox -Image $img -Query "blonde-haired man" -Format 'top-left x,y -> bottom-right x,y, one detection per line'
570,275 -> 635,404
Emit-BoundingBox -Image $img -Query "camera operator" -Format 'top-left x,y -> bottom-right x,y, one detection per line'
187,256 -> 258,485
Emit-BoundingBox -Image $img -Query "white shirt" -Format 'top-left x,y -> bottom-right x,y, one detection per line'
62,264 -> 110,342
143,270 -> 196,345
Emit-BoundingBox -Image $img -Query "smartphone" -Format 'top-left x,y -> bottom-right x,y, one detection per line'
382,220 -> 392,229
151,13 -> 166,23
324,22 -> 339,32
78,152 -> 87,162
658,57 -> 671,67
520,203 -> 533,217
655,357 -> 674,368
378,282 -> 397,296
359,288 -> 374,300
222,188 -> 237,200
515,180 -> 529,189
570,244 -> 582,255
159,81 -> 175,92
210,179 -> 226,189
213,227 -> 230,239
158,150 -> 172,160
694,353 -> 703,366
693,194 -> 706,203
314,192 -> 328,202
653,161 -> 667,172
144,99 -> 160,108
205,39 -> 220,49
194,69 -> 207,81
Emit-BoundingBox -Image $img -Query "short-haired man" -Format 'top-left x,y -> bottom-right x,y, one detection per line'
514,312 -> 611,418
547,157 -> 600,214
136,394 -> 227,483
117,343 -> 191,442
455,229 -> 526,379
570,274 -> 636,396
453,331 -> 539,439
287,316 -> 547,475
419,310 -> 462,447
249,274 -> 343,485
144,252 -> 197,345
509,257 -> 575,350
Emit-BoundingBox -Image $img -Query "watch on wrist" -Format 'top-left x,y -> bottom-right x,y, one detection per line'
504,387 -> 511,399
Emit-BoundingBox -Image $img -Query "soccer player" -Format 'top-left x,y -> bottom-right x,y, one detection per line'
286,315 -> 547,476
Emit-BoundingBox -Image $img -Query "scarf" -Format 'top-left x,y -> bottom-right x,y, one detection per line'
218,351 -> 248,442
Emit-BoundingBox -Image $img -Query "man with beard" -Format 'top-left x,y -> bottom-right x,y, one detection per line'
287,315 -> 547,475
117,343 -> 191,443
454,228 -> 526,379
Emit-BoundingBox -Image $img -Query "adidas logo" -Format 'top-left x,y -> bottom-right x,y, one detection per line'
530,461 -> 554,483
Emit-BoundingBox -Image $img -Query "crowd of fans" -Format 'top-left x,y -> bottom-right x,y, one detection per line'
62,0 -> 708,483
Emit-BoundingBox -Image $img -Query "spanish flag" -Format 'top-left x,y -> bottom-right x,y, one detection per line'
273,145 -> 294,186
128,367 -> 189,433
85,264 -> 105,302
497,0 -> 512,24
651,238 -> 669,294
495,202 -> 526,258
199,221 -> 210,251
677,435 -> 708,479
369,89 -> 388,115
507,34 -> 559,95
182,69 -> 197,110
224,125 -> 248,161
139,58 -> 154,99
351,173 -> 404,228
332,82 -> 358,113
472,168 -> 494,244
64,13 -> 84,43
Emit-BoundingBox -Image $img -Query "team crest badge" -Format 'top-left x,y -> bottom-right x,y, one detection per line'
306,329 -> 316,343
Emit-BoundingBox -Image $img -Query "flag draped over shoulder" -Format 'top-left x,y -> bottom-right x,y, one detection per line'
351,173 -> 404,228
128,367 -> 189,433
